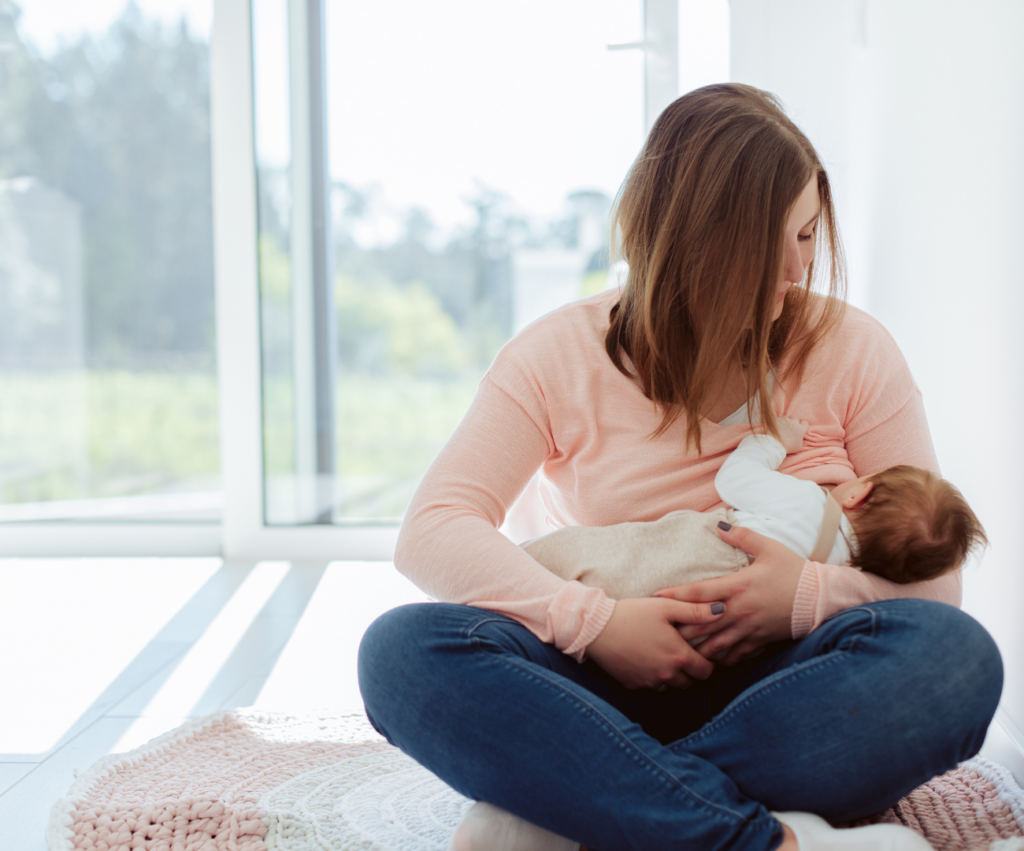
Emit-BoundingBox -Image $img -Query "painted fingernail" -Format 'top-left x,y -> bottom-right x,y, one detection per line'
717,521 -> 732,531
711,602 -> 725,615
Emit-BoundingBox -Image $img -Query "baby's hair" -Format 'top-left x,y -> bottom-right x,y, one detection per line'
850,465 -> 987,583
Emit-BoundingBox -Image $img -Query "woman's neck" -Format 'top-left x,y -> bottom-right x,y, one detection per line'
705,363 -> 751,424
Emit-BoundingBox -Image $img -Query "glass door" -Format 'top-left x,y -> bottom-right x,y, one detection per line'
252,0 -> 646,526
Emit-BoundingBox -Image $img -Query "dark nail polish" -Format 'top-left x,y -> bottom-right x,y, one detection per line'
711,602 -> 725,615
717,521 -> 732,531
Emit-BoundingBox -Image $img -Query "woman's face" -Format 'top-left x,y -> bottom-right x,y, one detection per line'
774,175 -> 821,320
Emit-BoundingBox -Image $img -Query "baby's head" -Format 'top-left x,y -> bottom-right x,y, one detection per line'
845,465 -> 987,583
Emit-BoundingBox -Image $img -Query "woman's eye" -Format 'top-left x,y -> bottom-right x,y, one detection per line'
798,231 -> 816,242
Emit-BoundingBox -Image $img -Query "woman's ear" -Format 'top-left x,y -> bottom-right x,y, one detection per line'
843,480 -> 874,510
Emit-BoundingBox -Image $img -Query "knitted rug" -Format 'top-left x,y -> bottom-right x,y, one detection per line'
47,710 -> 1024,851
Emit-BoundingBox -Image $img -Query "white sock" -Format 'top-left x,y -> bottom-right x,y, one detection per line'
448,801 -> 580,851
773,811 -> 934,851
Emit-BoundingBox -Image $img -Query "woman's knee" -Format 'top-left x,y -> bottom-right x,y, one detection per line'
912,602 -> 1002,695
885,601 -> 1003,743
357,603 -> 515,731
358,602 -> 450,673
357,604 -> 440,731
359,603 -> 432,672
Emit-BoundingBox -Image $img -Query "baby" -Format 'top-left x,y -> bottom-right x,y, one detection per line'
524,417 -> 986,599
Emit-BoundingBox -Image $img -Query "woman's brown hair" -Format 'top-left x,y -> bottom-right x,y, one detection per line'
606,83 -> 846,452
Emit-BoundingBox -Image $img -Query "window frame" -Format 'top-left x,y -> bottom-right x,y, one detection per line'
2,0 -> 678,559
213,0 -> 399,559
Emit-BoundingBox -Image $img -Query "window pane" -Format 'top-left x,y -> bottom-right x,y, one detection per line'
329,0 -> 645,523
0,1 -> 219,522
255,0 -> 644,525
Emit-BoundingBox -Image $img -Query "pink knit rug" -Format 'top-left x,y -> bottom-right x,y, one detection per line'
47,710 -> 1024,851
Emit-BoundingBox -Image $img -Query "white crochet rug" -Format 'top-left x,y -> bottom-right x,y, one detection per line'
47,709 -> 1024,851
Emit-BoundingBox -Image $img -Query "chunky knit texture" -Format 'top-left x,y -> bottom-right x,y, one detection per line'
47,711 -> 1024,851
844,758 -> 1024,851
46,712 -> 395,851
395,289 -> 961,658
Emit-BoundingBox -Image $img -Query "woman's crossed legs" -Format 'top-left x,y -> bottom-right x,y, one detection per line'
357,599 -> 1002,851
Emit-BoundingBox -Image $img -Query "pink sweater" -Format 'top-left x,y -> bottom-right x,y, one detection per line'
395,289 -> 961,660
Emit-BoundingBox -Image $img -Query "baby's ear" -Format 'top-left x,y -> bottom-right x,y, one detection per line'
845,480 -> 874,509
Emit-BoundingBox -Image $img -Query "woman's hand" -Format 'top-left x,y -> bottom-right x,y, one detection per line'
586,597 -> 725,690
655,524 -> 804,665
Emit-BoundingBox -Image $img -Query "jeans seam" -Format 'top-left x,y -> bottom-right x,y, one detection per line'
725,605 -> 877,725
849,605 -> 879,639
491,651 -> 758,826
820,605 -> 879,638
680,651 -> 852,747
464,614 -> 520,641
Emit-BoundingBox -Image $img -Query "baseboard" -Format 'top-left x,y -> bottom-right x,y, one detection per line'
979,706 -> 1024,786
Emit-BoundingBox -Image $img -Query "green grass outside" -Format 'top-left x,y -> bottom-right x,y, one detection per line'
334,372 -> 480,476
0,370 -> 220,504
263,371 -> 481,520
0,369 -> 479,511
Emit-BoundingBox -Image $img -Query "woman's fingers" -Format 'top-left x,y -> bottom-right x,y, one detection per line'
675,618 -> 729,641
653,597 -> 729,646
666,670 -> 696,690
715,522 -> 779,557
658,528 -> 807,665
695,625 -> 747,660
654,574 -> 734,603
674,637 -> 716,682
657,526 -> 798,606
653,526 -> 778,602
652,527 -> 806,668
663,599 -> 726,623
586,597 -> 719,690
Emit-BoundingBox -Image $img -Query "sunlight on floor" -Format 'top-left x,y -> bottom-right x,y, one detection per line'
253,562 -> 428,713
111,561 -> 290,750
0,558 -> 221,755
131,561 -> 288,717
0,556 -> 429,764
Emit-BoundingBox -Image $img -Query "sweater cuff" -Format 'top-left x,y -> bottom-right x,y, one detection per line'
564,594 -> 617,663
791,561 -> 819,639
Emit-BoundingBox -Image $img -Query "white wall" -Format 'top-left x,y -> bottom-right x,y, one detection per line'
731,0 -> 1024,762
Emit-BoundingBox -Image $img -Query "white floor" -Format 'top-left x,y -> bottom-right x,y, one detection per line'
2,558 -> 1022,851
0,557 -> 429,851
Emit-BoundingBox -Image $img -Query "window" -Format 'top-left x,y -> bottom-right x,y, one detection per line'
2,0 -> 728,555
0,0 -> 219,527
253,0 -> 647,525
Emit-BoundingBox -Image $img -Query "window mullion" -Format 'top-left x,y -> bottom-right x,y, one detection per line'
288,0 -> 337,525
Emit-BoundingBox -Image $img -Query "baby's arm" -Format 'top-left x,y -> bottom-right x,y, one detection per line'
714,418 -> 812,515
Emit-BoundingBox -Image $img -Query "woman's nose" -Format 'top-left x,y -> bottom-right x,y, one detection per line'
783,238 -> 806,284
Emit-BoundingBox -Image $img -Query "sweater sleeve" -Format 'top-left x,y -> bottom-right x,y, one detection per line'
715,434 -> 804,514
790,348 -> 962,638
393,375 -> 617,660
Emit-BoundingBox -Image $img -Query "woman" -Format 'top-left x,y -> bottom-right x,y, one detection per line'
357,84 -> 1003,851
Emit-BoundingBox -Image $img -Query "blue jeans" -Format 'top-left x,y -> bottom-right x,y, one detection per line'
357,599 -> 1002,851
